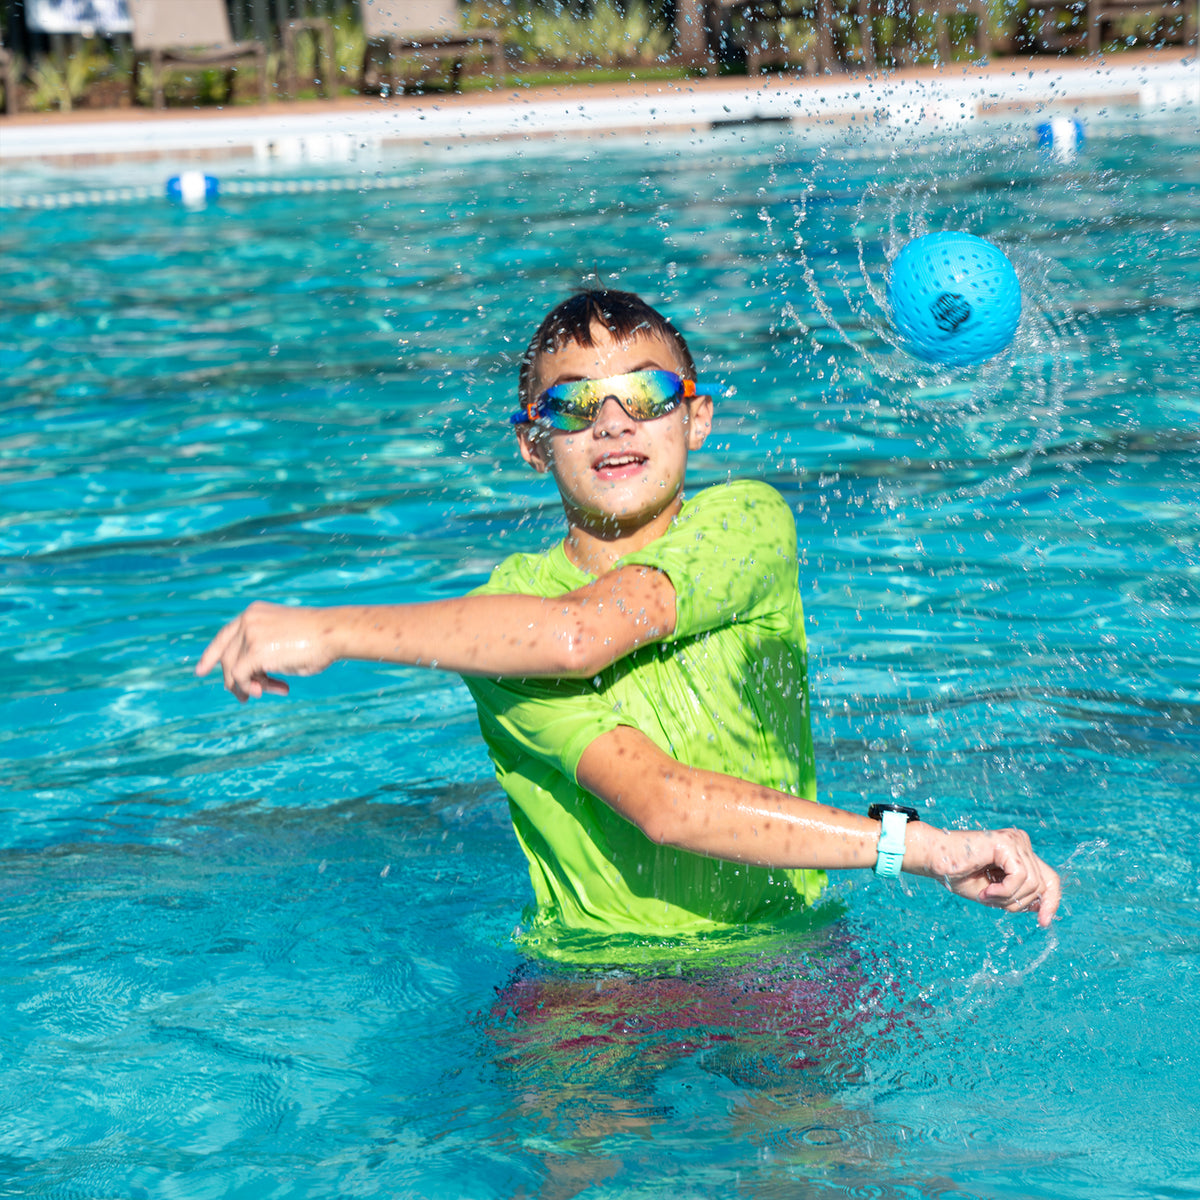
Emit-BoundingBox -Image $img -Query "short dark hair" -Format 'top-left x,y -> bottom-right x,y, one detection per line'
518,289 -> 697,409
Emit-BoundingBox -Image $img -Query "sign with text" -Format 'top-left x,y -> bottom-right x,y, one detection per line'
26,0 -> 133,34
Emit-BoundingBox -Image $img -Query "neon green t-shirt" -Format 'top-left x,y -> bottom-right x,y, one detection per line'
464,479 -> 825,959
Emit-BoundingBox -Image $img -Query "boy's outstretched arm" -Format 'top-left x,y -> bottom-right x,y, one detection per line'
194,566 -> 676,700
578,725 -> 1061,927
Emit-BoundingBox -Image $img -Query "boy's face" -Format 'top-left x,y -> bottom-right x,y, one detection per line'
517,324 -> 712,537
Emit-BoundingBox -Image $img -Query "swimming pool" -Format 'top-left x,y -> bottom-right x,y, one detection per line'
3,104 -> 1199,1197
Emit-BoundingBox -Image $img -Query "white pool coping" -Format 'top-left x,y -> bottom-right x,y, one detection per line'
0,52 -> 1196,172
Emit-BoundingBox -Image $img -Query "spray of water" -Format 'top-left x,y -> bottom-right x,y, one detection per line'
778,152 -> 1102,503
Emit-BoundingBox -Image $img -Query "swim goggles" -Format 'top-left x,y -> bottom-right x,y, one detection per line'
510,369 -> 716,432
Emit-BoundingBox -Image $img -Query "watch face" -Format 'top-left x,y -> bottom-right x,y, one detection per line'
868,803 -> 921,823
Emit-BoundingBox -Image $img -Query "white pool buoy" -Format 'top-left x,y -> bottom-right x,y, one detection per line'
166,172 -> 220,207
1036,118 -> 1085,164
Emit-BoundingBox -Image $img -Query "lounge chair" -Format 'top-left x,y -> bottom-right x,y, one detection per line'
1087,0 -> 1197,50
880,0 -> 992,65
360,0 -> 506,93
902,0 -> 988,62
282,16 -> 337,99
1018,0 -> 1088,54
129,0 -> 269,109
717,0 -> 852,75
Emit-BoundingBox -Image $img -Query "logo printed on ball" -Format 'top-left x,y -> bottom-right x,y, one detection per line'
931,292 -> 972,332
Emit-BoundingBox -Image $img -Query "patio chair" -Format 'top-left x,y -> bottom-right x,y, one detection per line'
718,0 -> 873,74
0,36 -> 17,115
1016,0 -> 1089,53
723,0 -> 820,74
1086,0 -> 1197,50
892,0 -> 992,64
129,0 -> 269,109
359,0 -> 506,93
282,16 -> 337,99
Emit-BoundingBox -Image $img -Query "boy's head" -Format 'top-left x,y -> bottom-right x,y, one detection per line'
518,290 -> 697,411
514,290 -> 713,546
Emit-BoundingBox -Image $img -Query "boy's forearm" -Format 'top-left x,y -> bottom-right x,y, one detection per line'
195,565 -> 676,700
578,726 -> 1061,926
348,565 -> 673,676
324,592 -> 641,678
579,730 -> 881,871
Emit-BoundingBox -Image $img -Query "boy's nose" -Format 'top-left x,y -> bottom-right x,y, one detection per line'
592,396 -> 635,436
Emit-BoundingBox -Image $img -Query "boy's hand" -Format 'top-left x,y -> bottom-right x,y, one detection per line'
906,824 -> 1061,928
195,602 -> 336,701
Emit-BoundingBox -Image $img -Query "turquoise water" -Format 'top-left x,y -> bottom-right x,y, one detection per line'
2,113 -> 1199,1197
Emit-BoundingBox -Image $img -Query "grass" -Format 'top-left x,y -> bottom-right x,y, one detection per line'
459,62 -> 714,91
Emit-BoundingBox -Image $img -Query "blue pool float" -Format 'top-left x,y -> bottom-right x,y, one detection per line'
887,231 -> 1022,367
1037,117 -> 1086,160
166,172 -> 220,206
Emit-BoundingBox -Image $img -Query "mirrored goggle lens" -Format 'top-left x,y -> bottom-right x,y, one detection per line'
512,370 -> 695,430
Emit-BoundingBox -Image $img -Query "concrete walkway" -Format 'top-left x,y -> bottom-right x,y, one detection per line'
0,50 -> 1195,167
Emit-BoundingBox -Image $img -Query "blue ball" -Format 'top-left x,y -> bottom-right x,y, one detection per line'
887,232 -> 1022,367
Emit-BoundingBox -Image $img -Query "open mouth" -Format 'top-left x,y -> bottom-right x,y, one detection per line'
593,452 -> 647,475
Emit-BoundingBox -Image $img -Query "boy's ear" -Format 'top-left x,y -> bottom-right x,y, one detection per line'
516,425 -> 550,473
685,394 -> 713,451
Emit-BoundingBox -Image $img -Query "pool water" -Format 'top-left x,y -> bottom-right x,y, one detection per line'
2,111 -> 1199,1197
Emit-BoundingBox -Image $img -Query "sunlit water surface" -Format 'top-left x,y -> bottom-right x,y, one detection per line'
2,111 -> 1199,1198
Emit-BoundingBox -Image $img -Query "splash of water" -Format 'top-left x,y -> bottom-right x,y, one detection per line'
776,148 -> 1108,504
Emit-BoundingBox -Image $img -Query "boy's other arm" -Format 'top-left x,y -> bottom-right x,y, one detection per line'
577,725 -> 1061,927
194,566 -> 675,701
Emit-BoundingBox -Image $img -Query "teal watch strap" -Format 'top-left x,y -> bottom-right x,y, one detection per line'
868,803 -> 920,878
873,809 -> 911,878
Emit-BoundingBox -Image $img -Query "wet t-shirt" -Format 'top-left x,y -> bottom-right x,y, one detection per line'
464,480 -> 824,959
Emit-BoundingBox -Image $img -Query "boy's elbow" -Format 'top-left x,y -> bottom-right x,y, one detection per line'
555,625 -> 618,678
625,775 -> 684,848
580,729 -> 693,850
635,805 -> 674,848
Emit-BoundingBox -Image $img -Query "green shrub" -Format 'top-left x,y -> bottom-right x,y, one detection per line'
27,44 -> 107,111
467,0 -> 674,67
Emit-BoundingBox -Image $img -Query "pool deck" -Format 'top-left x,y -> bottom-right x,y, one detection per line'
0,49 -> 1195,166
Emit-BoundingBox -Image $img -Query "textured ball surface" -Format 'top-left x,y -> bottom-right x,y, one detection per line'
887,232 -> 1022,366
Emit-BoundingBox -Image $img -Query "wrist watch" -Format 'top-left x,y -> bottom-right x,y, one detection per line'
868,803 -> 921,878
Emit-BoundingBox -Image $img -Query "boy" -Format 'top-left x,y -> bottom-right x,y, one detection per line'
196,289 -> 1060,957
